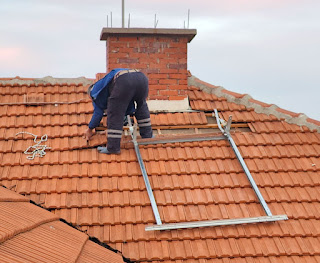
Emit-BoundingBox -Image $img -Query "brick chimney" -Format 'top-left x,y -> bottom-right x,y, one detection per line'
100,28 -> 196,110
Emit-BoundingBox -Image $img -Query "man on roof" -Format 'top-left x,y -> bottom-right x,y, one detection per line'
84,69 -> 153,154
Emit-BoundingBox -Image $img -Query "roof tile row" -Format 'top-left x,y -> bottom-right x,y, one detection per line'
44,201 -> 320,228
0,83 -> 87,96
0,76 -> 319,262
111,236 -> 320,261
0,186 -> 124,262
87,218 -> 320,241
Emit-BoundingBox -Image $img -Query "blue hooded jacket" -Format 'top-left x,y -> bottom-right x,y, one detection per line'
88,68 -> 135,129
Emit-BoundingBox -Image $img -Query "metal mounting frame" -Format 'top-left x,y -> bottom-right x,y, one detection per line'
127,111 -> 288,232
127,116 -> 162,225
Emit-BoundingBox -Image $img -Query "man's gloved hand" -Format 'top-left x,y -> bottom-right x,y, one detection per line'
83,128 -> 94,141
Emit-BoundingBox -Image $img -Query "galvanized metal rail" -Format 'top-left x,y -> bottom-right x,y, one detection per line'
127,116 -> 162,225
214,109 -> 273,216
145,215 -> 287,231
137,134 -> 225,145
128,110 -> 288,231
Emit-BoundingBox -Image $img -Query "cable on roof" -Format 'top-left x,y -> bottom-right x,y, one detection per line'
15,131 -> 51,160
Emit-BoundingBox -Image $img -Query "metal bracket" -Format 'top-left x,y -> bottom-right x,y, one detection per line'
137,134 -> 225,145
127,116 -> 162,225
225,115 -> 232,135
214,109 -> 275,216
146,215 -> 288,231
127,110 -> 288,231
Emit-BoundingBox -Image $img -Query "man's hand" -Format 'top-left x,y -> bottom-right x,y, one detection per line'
83,128 -> 94,141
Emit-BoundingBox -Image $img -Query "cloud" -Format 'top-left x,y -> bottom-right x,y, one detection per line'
0,0 -> 319,119
0,47 -> 22,61
0,46 -> 41,76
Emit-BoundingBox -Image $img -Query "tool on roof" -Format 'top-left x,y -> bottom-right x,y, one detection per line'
127,110 -> 288,231
15,132 -> 51,160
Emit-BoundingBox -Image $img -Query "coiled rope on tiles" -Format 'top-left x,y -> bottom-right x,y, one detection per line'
15,132 -> 51,160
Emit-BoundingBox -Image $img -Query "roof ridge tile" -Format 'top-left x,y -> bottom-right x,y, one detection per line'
189,75 -> 320,132
0,76 -> 94,86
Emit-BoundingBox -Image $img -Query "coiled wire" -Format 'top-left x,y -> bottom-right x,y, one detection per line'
15,132 -> 51,160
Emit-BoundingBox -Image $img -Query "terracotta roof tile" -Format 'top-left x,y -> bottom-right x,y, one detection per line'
0,187 -> 124,262
0,78 -> 319,262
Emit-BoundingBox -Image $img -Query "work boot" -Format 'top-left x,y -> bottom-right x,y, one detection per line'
97,146 -> 120,155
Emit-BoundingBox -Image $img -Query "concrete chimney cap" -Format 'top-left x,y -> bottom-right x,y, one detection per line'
100,28 -> 197,43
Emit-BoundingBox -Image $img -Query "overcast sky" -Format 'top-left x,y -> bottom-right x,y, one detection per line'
1,0 -> 319,120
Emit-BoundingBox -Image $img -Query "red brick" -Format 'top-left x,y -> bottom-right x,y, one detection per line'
141,68 -> 160,74
112,52 -> 129,58
160,57 -> 178,63
168,53 -> 187,59
168,63 -> 187,70
169,74 -> 185,79
118,58 -> 139,64
179,58 -> 188,64
149,63 -> 167,69
130,53 -> 150,59
179,90 -> 187,95
118,47 -> 133,53
178,69 -> 188,74
150,85 -> 168,90
139,57 -> 157,64
148,79 -> 159,85
159,79 -> 178,85
148,90 -> 159,96
130,63 -> 148,69
159,69 -> 179,74
159,90 -> 179,96
179,80 -> 188,85
136,47 -> 159,53
105,32 -> 190,99
107,58 -> 117,64
149,74 -> 168,79
109,43 -> 127,49
168,84 -> 188,90
108,63 -> 119,70
168,95 -> 186,100
118,36 -> 139,42
127,42 -> 140,48
151,42 -> 169,49
149,95 -> 168,100
149,53 -> 167,59
108,36 -> 118,41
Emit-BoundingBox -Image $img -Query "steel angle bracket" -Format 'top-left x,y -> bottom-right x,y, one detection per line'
137,135 -> 225,145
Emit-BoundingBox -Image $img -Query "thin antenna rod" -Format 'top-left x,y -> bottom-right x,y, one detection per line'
107,14 -> 109,27
111,12 -> 113,27
128,13 -> 130,28
122,0 -> 125,28
154,14 -> 158,28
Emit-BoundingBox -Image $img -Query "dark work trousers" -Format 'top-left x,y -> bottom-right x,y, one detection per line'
107,72 -> 153,152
